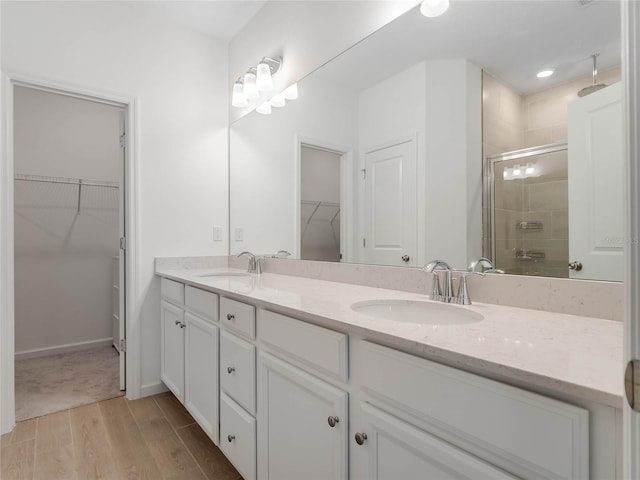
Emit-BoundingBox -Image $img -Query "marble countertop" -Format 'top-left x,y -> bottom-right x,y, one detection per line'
155,266 -> 623,408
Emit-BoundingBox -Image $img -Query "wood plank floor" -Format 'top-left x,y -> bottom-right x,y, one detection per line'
1,392 -> 242,480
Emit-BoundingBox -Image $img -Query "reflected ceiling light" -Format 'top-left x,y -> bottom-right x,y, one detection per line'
536,69 -> 554,78
420,0 -> 450,17
283,83 -> 299,100
270,92 -> 286,107
256,102 -> 272,115
243,71 -> 259,99
231,81 -> 248,108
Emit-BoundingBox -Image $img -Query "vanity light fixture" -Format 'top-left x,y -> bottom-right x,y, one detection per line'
232,56 -> 283,108
536,69 -> 554,78
231,80 -> 248,108
504,163 -> 537,180
270,92 -> 286,107
256,102 -> 272,115
283,83 -> 299,100
420,0 -> 450,17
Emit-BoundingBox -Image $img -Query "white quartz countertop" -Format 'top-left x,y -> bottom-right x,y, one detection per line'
155,266 -> 623,408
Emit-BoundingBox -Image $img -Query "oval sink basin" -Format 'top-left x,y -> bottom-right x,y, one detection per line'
351,300 -> 483,325
198,272 -> 251,278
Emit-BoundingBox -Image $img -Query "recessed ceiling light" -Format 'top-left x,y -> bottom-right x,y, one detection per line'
536,69 -> 554,78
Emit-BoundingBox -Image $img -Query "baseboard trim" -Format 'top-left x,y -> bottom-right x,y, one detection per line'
15,338 -> 114,360
139,381 -> 169,399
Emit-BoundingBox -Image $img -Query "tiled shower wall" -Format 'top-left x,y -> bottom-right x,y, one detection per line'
482,67 -> 621,277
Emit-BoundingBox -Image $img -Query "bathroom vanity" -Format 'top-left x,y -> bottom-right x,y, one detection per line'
155,263 -> 622,480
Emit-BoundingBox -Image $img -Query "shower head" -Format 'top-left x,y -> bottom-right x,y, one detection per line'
578,54 -> 607,97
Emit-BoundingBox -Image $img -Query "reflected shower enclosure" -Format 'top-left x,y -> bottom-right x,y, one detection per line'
486,143 -> 568,277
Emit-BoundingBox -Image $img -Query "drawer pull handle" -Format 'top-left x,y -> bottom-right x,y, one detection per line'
227,366 -> 235,374
227,434 -> 235,442
226,313 -> 235,321
355,432 -> 368,445
327,416 -> 339,428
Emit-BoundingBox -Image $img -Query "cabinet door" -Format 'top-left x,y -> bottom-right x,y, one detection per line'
258,353 -> 348,480
351,402 -> 517,480
185,312 -> 219,444
161,300 -> 185,402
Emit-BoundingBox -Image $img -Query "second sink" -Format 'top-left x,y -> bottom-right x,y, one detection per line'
351,300 -> 483,325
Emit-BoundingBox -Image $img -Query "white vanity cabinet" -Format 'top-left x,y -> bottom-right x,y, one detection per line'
350,341 -> 590,480
160,278 -> 220,443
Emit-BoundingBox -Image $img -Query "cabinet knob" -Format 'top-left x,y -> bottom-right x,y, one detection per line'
227,434 -> 235,442
227,366 -> 235,374
180,323 -> 186,329
226,313 -> 235,321
401,255 -> 410,263
355,432 -> 368,445
327,416 -> 339,428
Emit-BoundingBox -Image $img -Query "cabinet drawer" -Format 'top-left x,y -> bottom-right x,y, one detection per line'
259,309 -> 348,382
220,392 -> 256,480
220,297 -> 255,339
161,278 -> 184,305
357,341 -> 589,480
185,286 -> 219,321
220,330 -> 256,415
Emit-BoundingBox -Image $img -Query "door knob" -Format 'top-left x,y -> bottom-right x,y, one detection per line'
226,313 -> 235,321
174,320 -> 181,326
401,255 -> 410,263
355,432 -> 368,445
568,261 -> 583,271
227,434 -> 235,442
327,416 -> 339,428
227,366 -> 235,374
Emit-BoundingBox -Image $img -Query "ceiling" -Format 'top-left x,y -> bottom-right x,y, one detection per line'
316,0 -> 621,95
138,0 -> 267,42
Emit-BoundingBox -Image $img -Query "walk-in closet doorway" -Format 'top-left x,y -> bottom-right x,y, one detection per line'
12,84 -> 127,421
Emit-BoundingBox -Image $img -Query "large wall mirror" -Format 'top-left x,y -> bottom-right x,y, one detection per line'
229,0 -> 622,281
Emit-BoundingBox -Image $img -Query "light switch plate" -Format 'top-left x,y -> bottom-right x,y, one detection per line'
213,225 -> 223,241
235,227 -> 244,241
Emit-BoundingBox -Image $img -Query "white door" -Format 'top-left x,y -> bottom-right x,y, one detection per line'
363,139 -> 417,267
160,301 -> 184,402
118,110 -> 126,390
568,82 -> 623,281
184,313 -> 219,444
257,353 -> 348,480
351,402 -> 517,480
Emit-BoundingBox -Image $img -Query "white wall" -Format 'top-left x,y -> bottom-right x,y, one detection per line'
1,1 -> 229,400
228,0 -> 419,122
14,87 -> 120,354
230,74 -> 359,257
358,59 -> 482,269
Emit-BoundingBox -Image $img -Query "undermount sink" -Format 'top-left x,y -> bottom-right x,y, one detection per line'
351,300 -> 483,325
198,272 -> 251,278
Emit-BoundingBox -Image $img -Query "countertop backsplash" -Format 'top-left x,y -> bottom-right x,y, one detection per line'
157,256 -> 623,322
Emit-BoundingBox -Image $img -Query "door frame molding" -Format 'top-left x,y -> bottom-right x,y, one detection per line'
294,135 -> 354,262
623,1 -> 640,478
0,71 -> 140,433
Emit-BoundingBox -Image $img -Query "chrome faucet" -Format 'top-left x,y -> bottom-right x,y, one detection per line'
468,257 -> 505,274
272,250 -> 291,258
423,260 -> 452,302
237,251 -> 260,274
424,259 -> 485,305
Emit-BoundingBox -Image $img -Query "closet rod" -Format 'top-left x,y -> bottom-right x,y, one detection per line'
14,173 -> 119,189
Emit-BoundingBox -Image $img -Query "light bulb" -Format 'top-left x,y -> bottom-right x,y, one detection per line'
256,62 -> 274,92
283,83 -> 298,100
270,93 -> 286,108
243,72 -> 259,100
231,82 -> 248,108
256,102 -> 272,115
525,164 -> 535,175
420,0 -> 450,18
513,166 -> 522,177
503,170 -> 508,179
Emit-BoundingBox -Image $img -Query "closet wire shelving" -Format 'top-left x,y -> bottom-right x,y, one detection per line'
301,200 -> 341,248
14,173 -> 119,214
